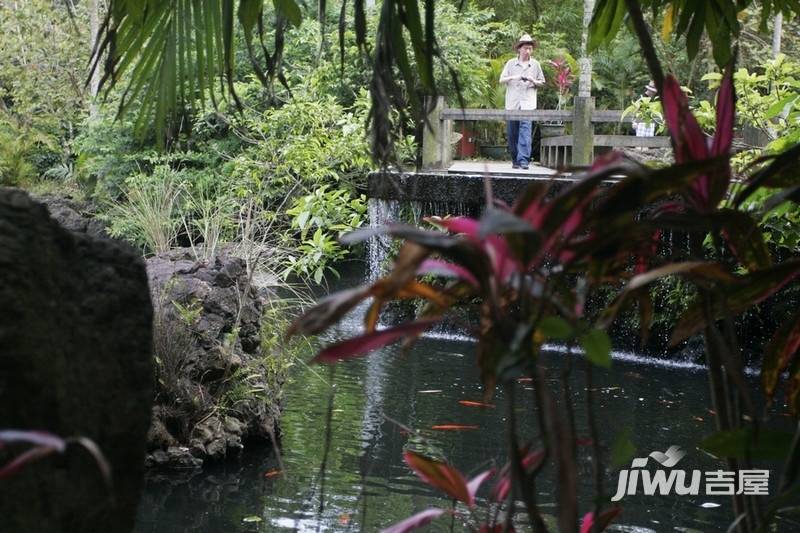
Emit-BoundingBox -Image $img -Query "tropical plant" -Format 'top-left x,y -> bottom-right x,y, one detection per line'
283,185 -> 367,282
621,95 -> 664,133
548,57 -> 576,110
283,2 -> 800,532
700,53 -> 800,144
0,114 -> 58,186
103,166 -> 184,254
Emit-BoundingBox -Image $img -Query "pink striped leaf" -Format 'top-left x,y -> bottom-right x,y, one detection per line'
0,446 -> 59,479
662,75 -> 708,164
381,508 -> 447,533
313,320 -> 437,363
580,507 -> 623,533
418,259 -> 479,288
762,310 -> 800,401
466,468 -> 495,501
0,430 -> 67,451
428,216 -> 481,241
404,450 -> 472,506
711,64 -> 735,158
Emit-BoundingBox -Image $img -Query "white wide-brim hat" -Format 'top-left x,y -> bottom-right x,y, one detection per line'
516,33 -> 537,49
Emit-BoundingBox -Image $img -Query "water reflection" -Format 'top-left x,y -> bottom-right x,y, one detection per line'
137,326 -> 774,532
134,264 -> 796,532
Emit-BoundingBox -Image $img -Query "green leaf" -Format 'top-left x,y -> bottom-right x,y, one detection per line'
538,316 -> 573,340
588,0 -> 627,51
273,0 -> 302,27
671,259 -> 800,345
297,211 -> 310,231
765,94 -> 797,119
700,428 -> 795,460
714,208 -> 772,271
581,329 -> 612,368
685,2 -> 706,60
237,0 -> 263,36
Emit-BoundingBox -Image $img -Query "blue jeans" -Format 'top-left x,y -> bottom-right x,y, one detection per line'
507,120 -> 532,166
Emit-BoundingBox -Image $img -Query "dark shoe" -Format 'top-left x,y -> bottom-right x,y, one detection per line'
512,163 -> 520,169
520,164 -> 529,170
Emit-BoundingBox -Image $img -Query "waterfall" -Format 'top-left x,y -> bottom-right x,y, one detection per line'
367,198 -> 400,281
367,198 -> 478,281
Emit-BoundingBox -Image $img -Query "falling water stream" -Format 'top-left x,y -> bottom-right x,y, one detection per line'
134,200 -> 790,532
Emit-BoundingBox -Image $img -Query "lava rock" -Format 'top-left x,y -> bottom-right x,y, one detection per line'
38,194 -> 109,238
0,187 -> 154,533
144,248 -> 281,468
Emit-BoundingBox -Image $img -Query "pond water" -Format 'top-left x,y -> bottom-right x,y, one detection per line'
135,270 -> 780,532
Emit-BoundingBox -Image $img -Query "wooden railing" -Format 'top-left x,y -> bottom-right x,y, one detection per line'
422,96 -> 670,169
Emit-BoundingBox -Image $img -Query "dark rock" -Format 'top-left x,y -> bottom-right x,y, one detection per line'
165,447 -> 203,469
38,194 -> 109,238
0,188 -> 154,533
145,248 -> 281,468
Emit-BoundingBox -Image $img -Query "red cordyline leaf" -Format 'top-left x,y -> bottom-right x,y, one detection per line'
520,197 -> 550,229
487,236 -> 522,283
580,507 -> 623,533
663,75 -> 708,165
762,312 -> 800,400
381,508 -> 447,533
662,75 -> 711,209
711,66 -> 735,158
0,446 -> 59,479
418,259 -> 479,288
466,468 -> 495,501
403,450 -> 473,506
634,230 -> 661,274
707,66 -> 735,208
0,430 -> 67,480
430,216 -> 521,282
662,69 -> 736,211
430,216 -> 480,239
313,320 -> 437,363
491,448 -> 545,502
634,200 -> 685,275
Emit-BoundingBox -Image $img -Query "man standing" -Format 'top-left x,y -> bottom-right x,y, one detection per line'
634,80 -> 658,137
499,33 -> 546,170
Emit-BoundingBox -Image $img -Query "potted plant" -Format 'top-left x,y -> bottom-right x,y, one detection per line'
621,95 -> 664,135
540,55 -> 575,137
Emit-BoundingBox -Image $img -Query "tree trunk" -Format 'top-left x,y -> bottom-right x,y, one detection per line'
89,0 -> 101,118
578,0 -> 595,97
773,12 -> 783,58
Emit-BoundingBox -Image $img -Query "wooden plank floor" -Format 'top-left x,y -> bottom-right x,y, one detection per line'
447,160 -> 562,177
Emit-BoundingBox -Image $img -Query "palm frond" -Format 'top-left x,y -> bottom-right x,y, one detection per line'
92,0 -> 301,145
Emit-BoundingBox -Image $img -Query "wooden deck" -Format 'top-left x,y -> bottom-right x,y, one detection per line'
448,160 -> 563,177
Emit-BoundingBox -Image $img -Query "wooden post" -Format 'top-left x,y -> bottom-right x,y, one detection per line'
572,96 -> 594,166
422,96 -> 453,169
